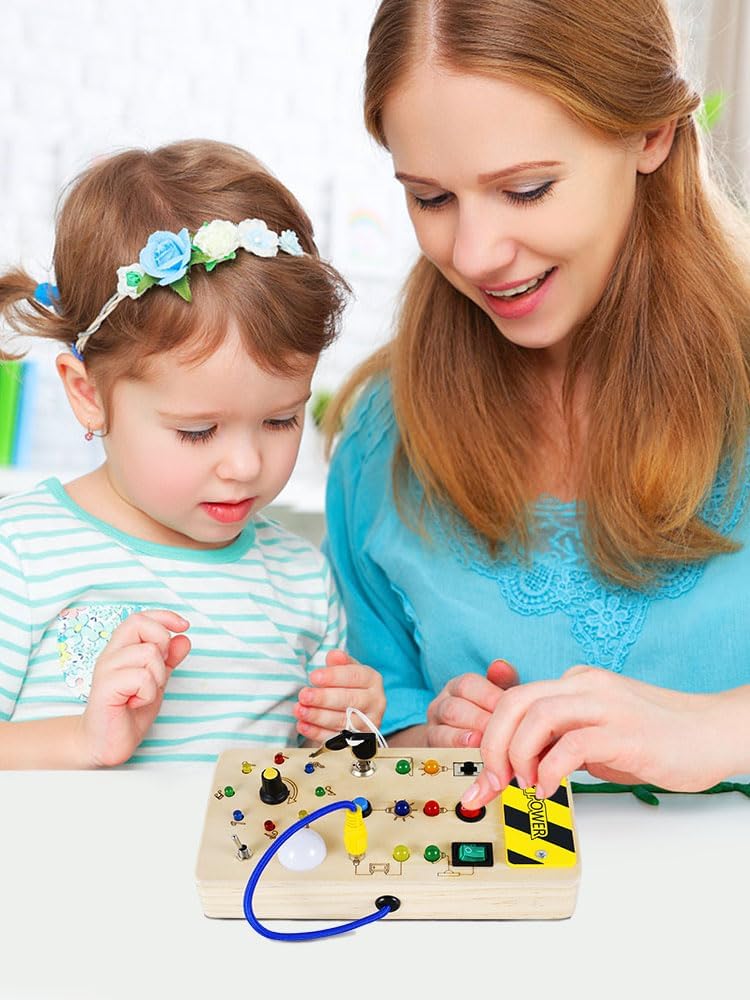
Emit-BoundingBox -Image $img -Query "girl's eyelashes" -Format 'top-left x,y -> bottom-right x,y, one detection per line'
265,414 -> 300,431
410,180 -> 555,211
177,426 -> 217,444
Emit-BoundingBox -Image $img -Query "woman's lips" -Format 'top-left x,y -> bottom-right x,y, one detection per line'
480,266 -> 556,320
200,498 -> 255,523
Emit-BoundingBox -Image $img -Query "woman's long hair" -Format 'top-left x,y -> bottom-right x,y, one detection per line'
327,0 -> 750,587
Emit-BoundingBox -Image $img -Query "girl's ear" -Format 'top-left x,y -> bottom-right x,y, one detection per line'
56,351 -> 107,433
636,118 -> 678,175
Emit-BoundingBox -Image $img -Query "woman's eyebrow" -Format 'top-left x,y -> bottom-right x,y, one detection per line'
395,160 -> 563,185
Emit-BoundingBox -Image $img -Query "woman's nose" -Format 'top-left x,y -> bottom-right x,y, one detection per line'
451,204 -> 517,283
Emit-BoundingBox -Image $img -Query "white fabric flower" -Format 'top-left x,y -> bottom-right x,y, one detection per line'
193,220 -> 240,261
238,218 -> 279,258
117,264 -> 145,299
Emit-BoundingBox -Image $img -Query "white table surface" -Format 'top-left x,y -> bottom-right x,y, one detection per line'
1,766 -> 747,1000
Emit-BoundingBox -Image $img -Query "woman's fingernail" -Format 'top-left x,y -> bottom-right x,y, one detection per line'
461,731 -> 473,747
535,785 -> 546,801
484,769 -> 502,792
461,782 -> 480,805
516,775 -> 529,790
308,670 -> 323,684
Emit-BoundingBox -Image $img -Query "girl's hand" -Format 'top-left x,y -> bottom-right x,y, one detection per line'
294,649 -> 386,742
461,665 -> 733,809
78,610 -> 191,767
424,659 -> 520,747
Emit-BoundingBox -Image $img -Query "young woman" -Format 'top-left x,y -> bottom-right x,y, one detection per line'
320,0 -> 750,802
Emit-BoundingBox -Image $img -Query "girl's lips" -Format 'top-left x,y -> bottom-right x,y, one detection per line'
480,266 -> 556,320
200,498 -> 255,524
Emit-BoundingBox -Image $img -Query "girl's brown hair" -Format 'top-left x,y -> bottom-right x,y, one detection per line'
327,0 -> 750,587
0,139 -> 349,417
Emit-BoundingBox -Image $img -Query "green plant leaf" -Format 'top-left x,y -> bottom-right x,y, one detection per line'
697,91 -> 726,132
311,388 -> 333,429
170,275 -> 192,302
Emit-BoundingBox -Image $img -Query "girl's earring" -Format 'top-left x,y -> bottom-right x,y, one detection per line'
85,427 -> 94,442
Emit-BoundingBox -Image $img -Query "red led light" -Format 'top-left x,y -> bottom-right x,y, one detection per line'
264,820 -> 276,832
423,799 -> 440,817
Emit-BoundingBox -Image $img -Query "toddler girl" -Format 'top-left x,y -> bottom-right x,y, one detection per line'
0,139 -> 384,767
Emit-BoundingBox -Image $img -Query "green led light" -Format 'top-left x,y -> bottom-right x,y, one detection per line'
224,786 -> 235,797
314,786 -> 326,797
395,759 -> 411,774
424,844 -> 441,863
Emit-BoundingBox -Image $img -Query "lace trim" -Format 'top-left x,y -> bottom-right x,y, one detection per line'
440,453 -> 750,674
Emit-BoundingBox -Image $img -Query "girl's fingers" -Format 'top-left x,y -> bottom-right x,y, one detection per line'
97,664 -> 160,710
294,703 -> 354,733
324,649 -> 358,668
165,633 -> 191,669
106,610 -> 189,656
308,663 -> 375,690
94,642 -> 172,697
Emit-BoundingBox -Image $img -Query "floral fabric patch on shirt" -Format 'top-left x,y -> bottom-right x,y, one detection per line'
57,604 -> 139,700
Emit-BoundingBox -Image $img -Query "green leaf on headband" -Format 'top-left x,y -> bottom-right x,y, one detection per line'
204,251 -> 237,273
697,91 -> 726,132
189,248 -> 212,267
135,273 -> 158,296
170,275 -> 192,302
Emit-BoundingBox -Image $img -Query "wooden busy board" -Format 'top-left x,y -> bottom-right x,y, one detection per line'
195,746 -> 581,920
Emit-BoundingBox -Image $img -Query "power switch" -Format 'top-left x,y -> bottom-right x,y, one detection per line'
451,842 -> 494,867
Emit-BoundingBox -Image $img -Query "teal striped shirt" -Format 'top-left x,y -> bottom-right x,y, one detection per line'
0,478 -> 345,764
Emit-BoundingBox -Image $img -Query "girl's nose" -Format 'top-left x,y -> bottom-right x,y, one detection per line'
216,438 -> 262,482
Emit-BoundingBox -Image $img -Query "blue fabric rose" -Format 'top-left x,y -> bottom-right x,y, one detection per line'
139,228 -> 192,286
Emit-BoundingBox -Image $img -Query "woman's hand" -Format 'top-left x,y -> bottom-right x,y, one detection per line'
423,659 -> 520,747
294,649 -> 386,742
78,610 -> 191,767
461,665 -> 738,809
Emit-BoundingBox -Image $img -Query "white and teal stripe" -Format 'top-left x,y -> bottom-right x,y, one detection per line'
0,478 -> 345,763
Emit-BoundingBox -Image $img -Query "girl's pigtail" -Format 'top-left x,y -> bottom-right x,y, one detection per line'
0,268 -> 74,362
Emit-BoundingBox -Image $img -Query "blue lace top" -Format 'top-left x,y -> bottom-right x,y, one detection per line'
324,379 -> 750,736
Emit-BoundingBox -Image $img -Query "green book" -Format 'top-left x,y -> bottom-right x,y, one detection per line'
0,361 -> 22,466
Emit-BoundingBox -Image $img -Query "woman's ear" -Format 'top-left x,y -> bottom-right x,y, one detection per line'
636,119 -> 678,175
56,351 -> 106,433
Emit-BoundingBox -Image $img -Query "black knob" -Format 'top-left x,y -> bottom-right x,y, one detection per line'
259,766 -> 289,805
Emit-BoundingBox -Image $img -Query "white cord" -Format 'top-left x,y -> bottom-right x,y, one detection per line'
345,707 -> 388,749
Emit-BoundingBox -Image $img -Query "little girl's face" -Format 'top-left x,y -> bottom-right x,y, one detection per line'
99,324 -> 314,548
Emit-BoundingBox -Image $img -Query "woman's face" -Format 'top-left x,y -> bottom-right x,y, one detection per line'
382,65 -> 653,368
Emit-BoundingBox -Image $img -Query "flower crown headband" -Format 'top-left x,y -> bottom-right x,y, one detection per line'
34,218 -> 305,357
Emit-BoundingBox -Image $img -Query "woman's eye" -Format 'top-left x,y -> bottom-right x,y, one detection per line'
504,181 -> 555,206
264,415 -> 300,431
411,191 -> 453,211
177,426 -> 217,444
